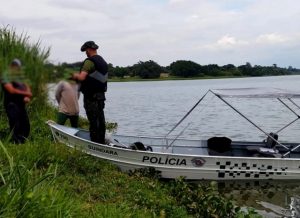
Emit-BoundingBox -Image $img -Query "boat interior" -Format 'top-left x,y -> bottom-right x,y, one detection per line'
71,88 -> 300,159
75,130 -> 300,158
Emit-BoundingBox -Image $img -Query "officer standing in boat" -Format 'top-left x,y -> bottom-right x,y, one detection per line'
72,41 -> 108,144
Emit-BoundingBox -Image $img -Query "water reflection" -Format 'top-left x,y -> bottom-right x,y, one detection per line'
290,197 -> 300,217
217,180 -> 300,217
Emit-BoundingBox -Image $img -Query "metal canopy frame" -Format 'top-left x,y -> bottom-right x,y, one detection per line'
165,88 -> 300,157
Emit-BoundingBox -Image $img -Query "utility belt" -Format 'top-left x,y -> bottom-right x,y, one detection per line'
84,92 -> 106,101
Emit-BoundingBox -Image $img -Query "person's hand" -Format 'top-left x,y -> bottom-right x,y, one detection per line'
24,96 -> 31,103
71,73 -> 77,80
26,91 -> 32,98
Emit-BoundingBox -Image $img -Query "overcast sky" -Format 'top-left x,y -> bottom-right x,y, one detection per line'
1,0 -> 300,68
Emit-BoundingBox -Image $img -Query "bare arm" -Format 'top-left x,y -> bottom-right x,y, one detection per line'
3,83 -> 32,97
72,71 -> 88,81
55,82 -> 63,103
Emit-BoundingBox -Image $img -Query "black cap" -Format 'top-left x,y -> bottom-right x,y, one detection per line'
80,41 -> 99,52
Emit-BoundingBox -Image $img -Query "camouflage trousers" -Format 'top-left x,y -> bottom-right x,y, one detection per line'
83,93 -> 106,144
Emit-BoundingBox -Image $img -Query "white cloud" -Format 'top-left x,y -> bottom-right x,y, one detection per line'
256,33 -> 289,44
1,0 -> 300,68
217,35 -> 248,47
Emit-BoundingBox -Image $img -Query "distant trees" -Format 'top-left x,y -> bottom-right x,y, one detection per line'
169,60 -> 201,77
203,64 -> 221,76
238,62 -> 252,76
131,60 -> 162,79
110,66 -> 129,78
49,59 -> 300,82
288,66 -> 299,73
221,64 -> 241,76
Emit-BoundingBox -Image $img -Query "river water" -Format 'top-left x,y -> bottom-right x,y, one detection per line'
48,75 -> 300,217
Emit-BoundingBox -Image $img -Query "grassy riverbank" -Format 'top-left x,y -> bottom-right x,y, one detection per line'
0,105 -> 260,217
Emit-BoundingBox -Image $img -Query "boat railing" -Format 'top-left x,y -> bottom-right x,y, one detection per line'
283,144 -> 300,157
163,89 -> 300,157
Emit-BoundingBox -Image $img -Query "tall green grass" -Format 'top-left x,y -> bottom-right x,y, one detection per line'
0,25 -> 50,105
0,141 -> 76,218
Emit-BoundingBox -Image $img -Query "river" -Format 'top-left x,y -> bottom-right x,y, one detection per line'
48,75 -> 300,217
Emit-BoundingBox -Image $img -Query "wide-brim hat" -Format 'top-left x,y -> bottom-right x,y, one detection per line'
81,41 -> 99,51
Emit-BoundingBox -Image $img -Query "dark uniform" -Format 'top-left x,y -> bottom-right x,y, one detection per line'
80,55 -> 108,144
1,68 -> 30,144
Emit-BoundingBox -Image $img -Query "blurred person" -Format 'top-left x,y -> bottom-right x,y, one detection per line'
72,41 -> 108,144
1,59 -> 32,144
55,79 -> 80,128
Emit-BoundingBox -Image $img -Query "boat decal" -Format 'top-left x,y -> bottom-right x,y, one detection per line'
191,157 -> 206,167
142,156 -> 187,166
217,169 -> 286,179
88,144 -> 118,156
215,161 -> 288,178
55,131 -> 68,141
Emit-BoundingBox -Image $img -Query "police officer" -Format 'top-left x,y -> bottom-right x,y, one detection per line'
72,41 -> 108,144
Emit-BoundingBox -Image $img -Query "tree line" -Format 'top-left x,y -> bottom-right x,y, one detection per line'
47,60 -> 300,81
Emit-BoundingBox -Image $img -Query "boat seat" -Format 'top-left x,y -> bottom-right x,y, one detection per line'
105,135 -> 129,148
246,132 -> 281,157
129,142 -> 153,152
207,136 -> 232,156
246,146 -> 280,157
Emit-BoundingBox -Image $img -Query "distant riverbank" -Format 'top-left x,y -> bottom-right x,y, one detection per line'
108,73 -> 300,82
108,75 -> 246,82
